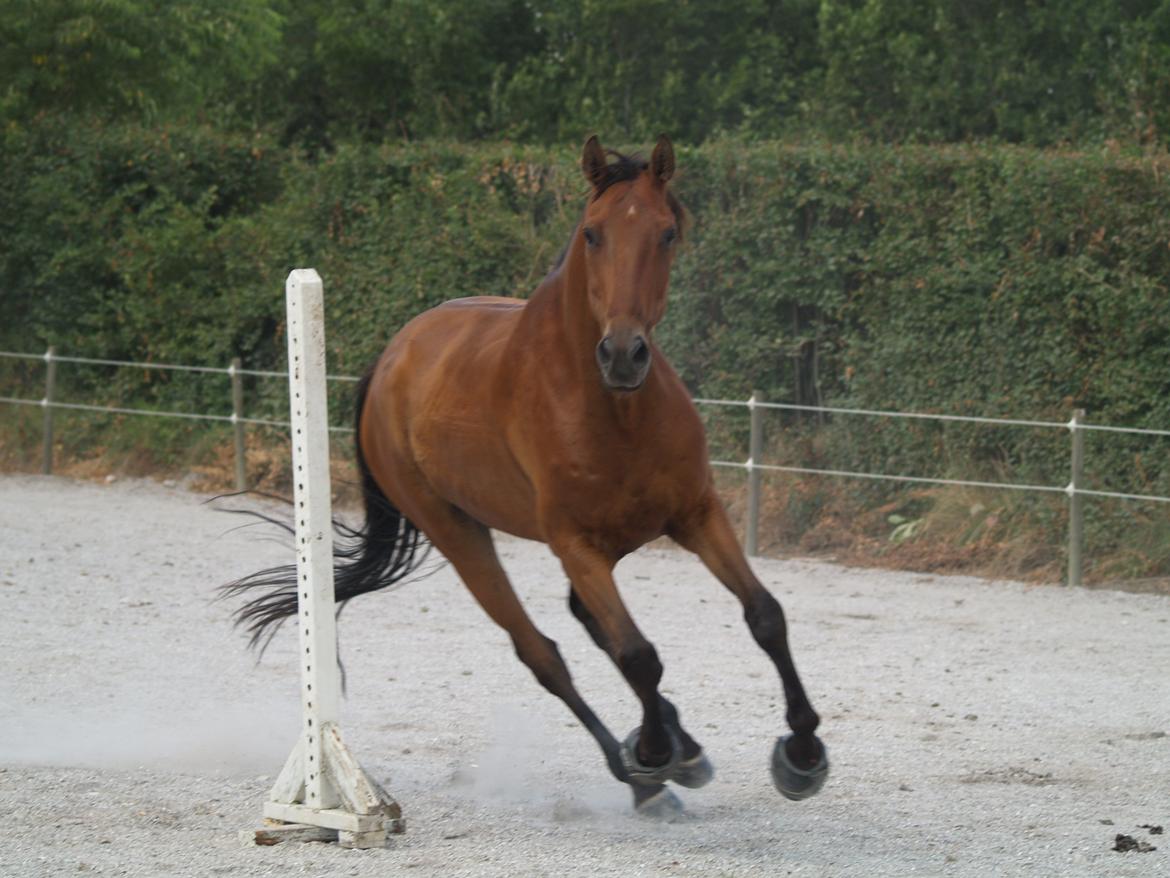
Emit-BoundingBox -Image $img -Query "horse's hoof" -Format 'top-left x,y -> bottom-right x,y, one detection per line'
634,786 -> 685,820
770,735 -> 829,801
671,750 -> 715,789
620,726 -> 682,786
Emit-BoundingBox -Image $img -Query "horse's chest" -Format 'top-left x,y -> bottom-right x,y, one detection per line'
554,444 -> 692,539
522,383 -> 709,547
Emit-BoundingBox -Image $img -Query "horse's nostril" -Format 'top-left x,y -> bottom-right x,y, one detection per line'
630,336 -> 649,366
597,336 -> 615,364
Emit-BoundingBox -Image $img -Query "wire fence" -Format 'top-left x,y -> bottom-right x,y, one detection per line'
2,346 -> 1168,586
701,395 -> 1170,504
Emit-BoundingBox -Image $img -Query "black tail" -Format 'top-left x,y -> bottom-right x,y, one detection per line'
219,366 -> 429,652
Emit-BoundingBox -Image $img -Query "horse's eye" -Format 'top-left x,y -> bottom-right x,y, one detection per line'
583,226 -> 599,247
662,227 -> 678,247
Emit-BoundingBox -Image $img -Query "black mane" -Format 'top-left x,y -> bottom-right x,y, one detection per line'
551,150 -> 686,271
592,150 -> 651,200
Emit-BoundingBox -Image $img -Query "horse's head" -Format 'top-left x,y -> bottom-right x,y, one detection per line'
579,134 -> 683,392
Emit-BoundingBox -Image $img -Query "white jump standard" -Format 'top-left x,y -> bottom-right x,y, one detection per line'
240,268 -> 402,849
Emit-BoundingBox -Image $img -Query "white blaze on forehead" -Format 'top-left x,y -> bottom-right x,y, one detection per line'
626,204 -> 637,218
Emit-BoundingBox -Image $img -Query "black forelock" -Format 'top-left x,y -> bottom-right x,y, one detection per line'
591,150 -> 650,199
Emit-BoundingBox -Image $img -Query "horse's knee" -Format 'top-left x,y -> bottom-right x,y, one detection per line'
617,639 -> 662,693
744,591 -> 787,648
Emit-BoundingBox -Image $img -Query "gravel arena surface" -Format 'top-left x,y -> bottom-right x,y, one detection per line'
1,474 -> 1168,877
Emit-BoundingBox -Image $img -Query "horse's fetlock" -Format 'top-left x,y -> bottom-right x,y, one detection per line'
788,704 -> 821,737
637,730 -> 674,767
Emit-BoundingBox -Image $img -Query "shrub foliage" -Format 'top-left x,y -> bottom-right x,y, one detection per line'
3,124 -> 1169,576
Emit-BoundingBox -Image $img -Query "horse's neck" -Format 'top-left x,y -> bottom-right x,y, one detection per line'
525,248 -> 599,372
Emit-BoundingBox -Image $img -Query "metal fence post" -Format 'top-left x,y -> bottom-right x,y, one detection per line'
230,357 -> 247,492
1067,408 -> 1085,587
746,390 -> 763,556
41,346 -> 57,475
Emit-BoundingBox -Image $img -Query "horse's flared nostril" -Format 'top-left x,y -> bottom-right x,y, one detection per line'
630,335 -> 649,367
597,335 -> 615,365
597,332 -> 651,389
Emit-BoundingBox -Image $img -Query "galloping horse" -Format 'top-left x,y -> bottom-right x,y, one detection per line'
227,135 -> 829,817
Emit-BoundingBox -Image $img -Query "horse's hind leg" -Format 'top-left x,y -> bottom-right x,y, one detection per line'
568,589 -> 715,789
671,491 -> 829,801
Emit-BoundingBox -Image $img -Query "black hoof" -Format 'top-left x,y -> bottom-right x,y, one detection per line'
620,726 -> 682,786
634,785 -> 685,820
671,750 -> 715,789
770,735 -> 829,801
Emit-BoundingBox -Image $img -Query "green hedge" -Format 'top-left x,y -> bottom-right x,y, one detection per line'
665,141 -> 1170,502
3,122 -> 1169,512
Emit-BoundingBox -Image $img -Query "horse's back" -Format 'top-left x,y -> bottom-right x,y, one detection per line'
373,295 -> 527,426
362,295 -> 542,536
438,295 -> 526,312
383,295 -> 523,378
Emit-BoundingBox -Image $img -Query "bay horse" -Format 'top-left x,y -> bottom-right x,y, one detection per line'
226,135 -> 829,817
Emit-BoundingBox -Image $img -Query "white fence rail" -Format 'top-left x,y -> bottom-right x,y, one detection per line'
2,347 -> 1169,586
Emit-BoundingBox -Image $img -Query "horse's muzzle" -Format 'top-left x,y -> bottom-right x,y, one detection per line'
597,331 -> 651,391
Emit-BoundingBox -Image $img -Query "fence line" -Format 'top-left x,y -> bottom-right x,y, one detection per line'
709,461 -> 1170,507
0,395 -> 354,433
3,347 -> 1169,585
710,458 -> 1069,495
697,394 -> 1170,439
0,349 -> 360,383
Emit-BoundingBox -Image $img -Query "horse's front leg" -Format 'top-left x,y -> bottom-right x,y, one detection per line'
553,535 -> 687,815
568,588 -> 715,789
672,489 -> 830,801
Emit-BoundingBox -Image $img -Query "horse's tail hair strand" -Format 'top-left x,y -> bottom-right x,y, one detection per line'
219,367 -> 429,654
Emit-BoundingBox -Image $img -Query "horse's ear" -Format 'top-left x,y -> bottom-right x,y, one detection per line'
581,135 -> 607,188
651,134 -> 675,183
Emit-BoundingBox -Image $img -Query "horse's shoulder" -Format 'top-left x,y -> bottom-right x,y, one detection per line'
392,296 -> 524,352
